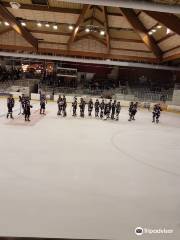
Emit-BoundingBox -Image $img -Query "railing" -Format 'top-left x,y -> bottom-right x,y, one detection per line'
40,85 -> 173,102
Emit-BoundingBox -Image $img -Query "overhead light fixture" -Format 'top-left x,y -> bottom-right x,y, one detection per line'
21,22 -> 26,26
149,31 -> 153,35
152,29 -> 156,33
45,23 -> 50,28
100,30 -> 105,35
37,22 -> 42,27
4,22 -> 10,26
157,25 -> 162,29
53,25 -> 58,30
85,28 -> 90,33
10,1 -> 21,9
69,25 -> 73,30
167,28 -> 172,34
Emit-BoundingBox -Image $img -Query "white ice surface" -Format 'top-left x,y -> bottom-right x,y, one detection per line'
0,99 -> 180,240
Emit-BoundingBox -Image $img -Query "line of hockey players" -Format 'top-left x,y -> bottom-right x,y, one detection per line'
5,94 -> 162,123
56,96 -> 121,121
71,97 -> 121,121
6,94 -> 33,121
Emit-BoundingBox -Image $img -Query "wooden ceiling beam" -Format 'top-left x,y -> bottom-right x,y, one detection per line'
90,5 -> 103,12
30,29 -> 71,36
89,33 -> 107,46
163,53 -> 180,62
39,41 -> 67,46
84,16 -> 104,26
0,3 -> 38,49
1,2 -> 125,18
1,2 -> 81,14
106,11 -> 122,16
111,47 -> 151,53
157,32 -> 176,44
103,6 -> 110,53
120,8 -> 162,59
0,27 -> 12,35
164,45 -> 180,54
144,11 -> 180,35
75,33 -> 106,46
111,37 -> 142,43
67,4 -> 90,49
0,44 -> 158,63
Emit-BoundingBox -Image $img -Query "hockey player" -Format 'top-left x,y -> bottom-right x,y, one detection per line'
24,97 -> 33,121
72,97 -> 77,117
94,99 -> 100,117
109,99 -> 112,116
7,95 -> 15,119
111,100 -> 116,120
129,102 -> 133,116
152,104 -> 162,123
133,102 -> 138,120
62,95 -> 67,117
88,99 -> 93,116
19,94 -> 26,115
115,101 -> 121,121
40,94 -> 47,115
79,98 -> 86,118
128,102 -> 138,121
104,102 -> 111,120
57,95 -> 63,116
100,99 -> 105,119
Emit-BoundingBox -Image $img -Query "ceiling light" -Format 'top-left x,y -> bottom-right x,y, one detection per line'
37,22 -> 42,27
149,31 -> 153,35
85,28 -> 90,33
157,25 -> 162,29
4,22 -> 9,26
69,25 -> 73,30
167,28 -> 172,34
10,1 -> 21,9
53,25 -> 58,30
100,30 -> 105,35
45,23 -> 50,28
152,29 -> 156,33
21,22 -> 26,26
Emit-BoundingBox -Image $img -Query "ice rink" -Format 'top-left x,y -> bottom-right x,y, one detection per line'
0,98 -> 180,240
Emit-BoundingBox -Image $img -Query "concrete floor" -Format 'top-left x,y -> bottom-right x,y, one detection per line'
0,99 -> 180,240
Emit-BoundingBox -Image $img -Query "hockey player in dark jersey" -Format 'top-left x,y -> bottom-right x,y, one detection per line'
94,99 -> 100,117
100,99 -> 105,119
24,97 -> 33,121
111,100 -> 116,120
7,95 -> 15,119
132,102 -> 138,120
129,102 -> 133,117
128,102 -> 138,121
115,101 -> 121,121
88,99 -> 93,116
40,94 -> 47,115
79,98 -> 86,118
104,102 -> 111,120
72,97 -> 77,117
62,95 -> 67,117
152,104 -> 162,123
57,95 -> 63,116
109,99 -> 112,114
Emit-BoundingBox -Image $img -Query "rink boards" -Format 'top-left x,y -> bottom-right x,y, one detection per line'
1,92 -> 180,113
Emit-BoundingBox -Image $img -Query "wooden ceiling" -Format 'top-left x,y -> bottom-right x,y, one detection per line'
0,0 -> 179,63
